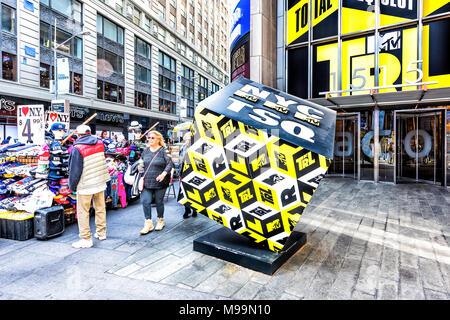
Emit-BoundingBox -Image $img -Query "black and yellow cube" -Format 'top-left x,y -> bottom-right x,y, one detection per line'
179,78 -> 336,252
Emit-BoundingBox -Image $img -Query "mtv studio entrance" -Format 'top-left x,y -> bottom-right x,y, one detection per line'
285,0 -> 450,187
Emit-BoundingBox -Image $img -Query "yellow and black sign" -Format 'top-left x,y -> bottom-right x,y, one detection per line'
287,0 -> 450,44
288,3 -> 450,98
286,0 -> 339,45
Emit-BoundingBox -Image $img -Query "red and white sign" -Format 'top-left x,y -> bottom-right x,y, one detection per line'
45,111 -> 70,131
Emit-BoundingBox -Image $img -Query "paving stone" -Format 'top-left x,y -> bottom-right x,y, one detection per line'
418,257 -> 446,292
351,289 -> 375,300
377,277 -> 399,300
380,246 -> 400,281
355,259 -> 381,296
399,266 -> 425,300
423,288 -> 448,300
232,281 -> 264,300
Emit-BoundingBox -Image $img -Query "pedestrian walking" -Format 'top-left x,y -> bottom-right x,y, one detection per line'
69,125 -> 111,248
179,132 -> 197,219
138,130 -> 173,234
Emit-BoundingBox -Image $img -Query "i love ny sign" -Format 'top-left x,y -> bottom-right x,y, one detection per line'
44,111 -> 70,131
17,105 -> 45,145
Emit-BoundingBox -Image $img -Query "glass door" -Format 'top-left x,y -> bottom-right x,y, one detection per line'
328,113 -> 360,180
395,110 -> 445,186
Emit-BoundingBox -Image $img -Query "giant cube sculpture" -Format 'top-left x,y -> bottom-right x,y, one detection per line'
178,78 -> 336,252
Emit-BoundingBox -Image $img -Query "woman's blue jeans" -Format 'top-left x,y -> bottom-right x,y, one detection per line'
141,188 -> 166,219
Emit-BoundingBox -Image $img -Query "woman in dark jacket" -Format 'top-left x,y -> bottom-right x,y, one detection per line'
138,130 -> 173,234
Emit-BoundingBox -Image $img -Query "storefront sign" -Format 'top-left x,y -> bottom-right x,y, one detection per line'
17,105 -> 45,145
51,99 -> 70,113
0,99 -> 16,117
45,111 -> 70,132
70,106 -> 89,120
97,111 -> 124,124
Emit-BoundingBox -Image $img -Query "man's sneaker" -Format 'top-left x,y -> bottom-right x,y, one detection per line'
94,233 -> 106,240
72,238 -> 93,248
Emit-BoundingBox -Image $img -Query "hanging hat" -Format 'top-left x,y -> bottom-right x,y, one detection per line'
50,123 -> 66,131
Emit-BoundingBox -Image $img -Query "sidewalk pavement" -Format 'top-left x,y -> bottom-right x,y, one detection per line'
0,178 -> 448,300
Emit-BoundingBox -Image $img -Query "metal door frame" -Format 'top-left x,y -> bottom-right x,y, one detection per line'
394,108 -> 447,187
329,113 -> 360,181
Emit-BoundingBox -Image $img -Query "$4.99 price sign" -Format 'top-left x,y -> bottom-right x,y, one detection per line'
17,105 -> 45,145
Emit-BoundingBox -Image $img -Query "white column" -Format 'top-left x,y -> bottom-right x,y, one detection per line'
18,0 -> 40,87
82,1 -> 99,98
124,28 -> 135,106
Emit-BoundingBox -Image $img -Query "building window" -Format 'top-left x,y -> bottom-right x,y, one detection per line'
2,52 -> 16,81
158,51 -> 176,72
198,74 -> 208,101
132,6 -> 141,25
169,13 -> 176,28
159,75 -> 176,93
73,73 -> 82,95
97,80 -> 124,103
182,64 -> 194,81
135,37 -> 151,59
98,47 -> 123,74
54,29 -> 71,55
157,25 -> 166,42
40,22 -> 51,48
1,4 -> 16,34
158,3 -> 165,20
104,50 -> 123,74
135,91 -> 150,109
97,15 -> 124,45
73,37 -> 82,59
135,64 -> 151,84
97,80 -> 103,99
43,0 -> 82,23
182,85 -> 194,100
40,63 -> 53,88
211,82 -> 219,94
45,25 -> 83,59
144,16 -> 151,32
159,98 -> 176,114
51,0 -> 72,17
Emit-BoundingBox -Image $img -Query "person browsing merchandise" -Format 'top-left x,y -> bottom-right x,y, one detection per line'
68,125 -> 111,248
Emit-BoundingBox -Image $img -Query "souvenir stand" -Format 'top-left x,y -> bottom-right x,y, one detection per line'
0,115 -> 160,241
0,132 -> 73,240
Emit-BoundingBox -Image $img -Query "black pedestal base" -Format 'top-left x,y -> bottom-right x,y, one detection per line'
193,228 -> 307,275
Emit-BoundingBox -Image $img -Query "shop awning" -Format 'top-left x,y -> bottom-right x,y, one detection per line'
310,87 -> 450,110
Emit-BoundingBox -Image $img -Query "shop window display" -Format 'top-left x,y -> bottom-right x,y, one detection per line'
40,63 -> 52,88
135,91 -> 150,109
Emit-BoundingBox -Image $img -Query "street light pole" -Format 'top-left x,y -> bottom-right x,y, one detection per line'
53,17 -> 90,101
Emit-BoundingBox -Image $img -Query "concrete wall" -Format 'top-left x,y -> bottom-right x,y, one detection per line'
249,0 -> 277,87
